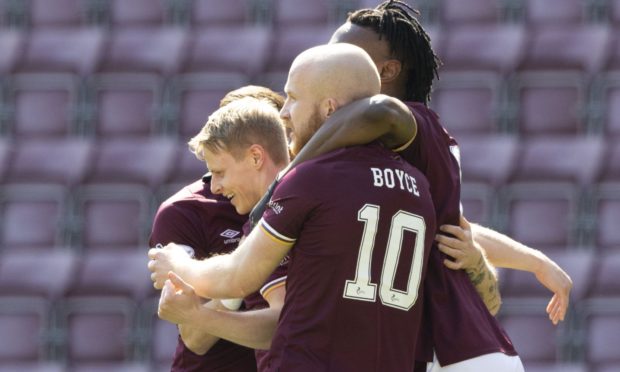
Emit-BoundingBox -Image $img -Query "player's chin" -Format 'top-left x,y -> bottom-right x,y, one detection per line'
234,200 -> 251,215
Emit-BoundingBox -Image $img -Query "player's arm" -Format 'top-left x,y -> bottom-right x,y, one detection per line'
469,223 -> 572,325
290,94 -> 416,168
148,226 -> 292,299
435,216 -> 502,315
177,298 -> 226,355
159,274 -> 285,350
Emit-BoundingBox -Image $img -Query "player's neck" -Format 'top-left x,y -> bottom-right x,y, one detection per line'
259,161 -> 287,195
381,81 -> 407,102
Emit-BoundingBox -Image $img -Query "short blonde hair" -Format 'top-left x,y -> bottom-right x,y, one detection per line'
219,85 -> 284,111
188,97 -> 288,165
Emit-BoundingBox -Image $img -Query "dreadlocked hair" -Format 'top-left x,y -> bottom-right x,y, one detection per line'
348,0 -> 441,105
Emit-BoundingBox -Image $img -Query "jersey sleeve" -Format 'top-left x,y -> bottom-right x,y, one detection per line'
259,167 -> 318,245
149,203 -> 202,249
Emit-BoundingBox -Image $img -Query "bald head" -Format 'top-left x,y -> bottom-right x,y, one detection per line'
288,43 -> 381,106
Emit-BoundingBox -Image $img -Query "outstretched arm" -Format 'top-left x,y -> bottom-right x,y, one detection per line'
148,227 -> 292,299
289,94 -> 416,169
470,223 -> 572,325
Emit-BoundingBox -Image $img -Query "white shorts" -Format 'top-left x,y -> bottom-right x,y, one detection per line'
427,352 -> 524,372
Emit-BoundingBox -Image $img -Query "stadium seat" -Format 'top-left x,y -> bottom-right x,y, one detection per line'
0,138 -> 11,182
510,136 -> 604,186
518,25 -> 611,74
106,0 -> 168,27
0,297 -> 52,364
585,183 -> 620,251
0,249 -> 77,299
85,137 -> 177,188
55,298 -> 137,364
138,299 -> 176,371
439,0 -> 502,25
168,142 -> 209,184
441,24 -> 526,74
460,182 -> 494,226
597,142 -> 620,183
497,182 -> 581,249
4,73 -> 81,138
70,362 -> 150,372
612,0 -> 620,25
271,0 -> 332,28
498,302 -> 568,365
0,29 -> 23,75
67,250 -> 154,301
458,134 -> 519,186
183,26 -> 271,77
430,72 -> 504,136
165,73 -> 249,140
0,184 -> 70,250
0,362 -> 64,372
524,363 -> 587,372
84,74 -> 165,138
26,0 -> 89,28
266,25 -> 337,73
578,302 -> 620,370
70,184 -> 152,251
508,72 -> 587,135
523,0 -> 586,25
586,250 -> 620,299
98,27 -> 188,75
18,27 -> 105,75
5,138 -> 94,186
589,73 -> 620,138
190,0 -> 253,26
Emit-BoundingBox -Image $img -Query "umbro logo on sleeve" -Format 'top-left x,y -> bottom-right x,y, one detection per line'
220,229 -> 241,239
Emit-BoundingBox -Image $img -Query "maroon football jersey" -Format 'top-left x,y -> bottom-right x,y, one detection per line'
400,102 -> 517,365
149,177 -> 257,372
241,221 -> 289,371
259,144 -> 436,372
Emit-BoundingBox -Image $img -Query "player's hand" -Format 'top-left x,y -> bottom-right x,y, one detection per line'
435,216 -> 484,271
158,271 -> 201,325
534,258 -> 572,325
248,178 -> 279,229
148,243 -> 192,289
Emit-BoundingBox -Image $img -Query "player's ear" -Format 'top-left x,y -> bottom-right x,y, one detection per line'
247,144 -> 265,168
379,59 -> 402,83
323,98 -> 338,118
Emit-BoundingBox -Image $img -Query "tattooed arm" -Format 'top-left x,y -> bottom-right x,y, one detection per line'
435,216 -> 502,315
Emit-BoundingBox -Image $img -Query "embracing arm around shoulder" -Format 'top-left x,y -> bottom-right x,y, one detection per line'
470,223 -> 573,325
149,225 -> 292,300
289,94 -> 416,168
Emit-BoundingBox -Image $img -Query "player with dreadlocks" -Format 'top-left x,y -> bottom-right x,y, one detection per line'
250,1 -> 572,370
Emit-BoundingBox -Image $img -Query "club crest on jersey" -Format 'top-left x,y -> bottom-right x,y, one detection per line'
220,229 -> 240,239
268,200 -> 283,214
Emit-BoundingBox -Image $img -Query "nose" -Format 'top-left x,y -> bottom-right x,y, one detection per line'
210,177 -> 222,195
279,105 -> 289,120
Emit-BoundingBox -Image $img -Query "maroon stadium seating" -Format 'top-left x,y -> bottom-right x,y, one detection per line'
0,298 -> 51,363
107,0 -> 167,27
0,30 -> 24,75
439,0 -> 502,25
586,251 -> 620,298
191,0 -> 252,26
523,0 -> 585,26
27,0 -> 89,28
458,134 -> 519,186
271,0 -> 331,28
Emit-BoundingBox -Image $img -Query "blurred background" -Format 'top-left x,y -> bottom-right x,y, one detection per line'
0,0 -> 618,371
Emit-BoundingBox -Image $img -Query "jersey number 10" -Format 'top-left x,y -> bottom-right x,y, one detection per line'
343,204 -> 426,311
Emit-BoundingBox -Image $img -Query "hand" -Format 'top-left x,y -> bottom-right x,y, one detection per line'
534,258 -> 572,325
435,216 -> 484,271
248,178 -> 279,229
158,271 -> 202,324
148,243 -> 192,289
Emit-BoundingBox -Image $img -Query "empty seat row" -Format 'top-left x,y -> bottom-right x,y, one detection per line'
0,295 -> 174,370
1,71 -> 620,139
2,0 -> 620,29
1,23 -> 619,76
3,177 -> 620,253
